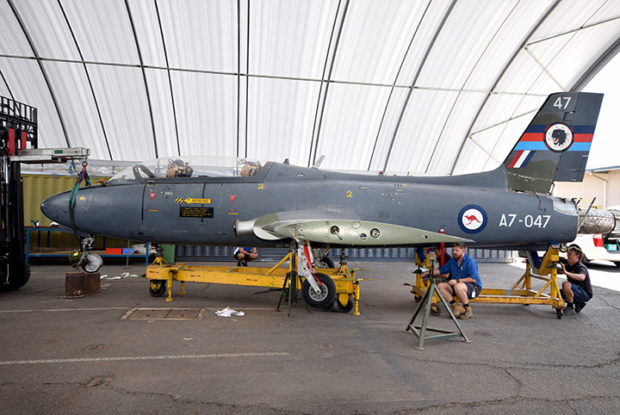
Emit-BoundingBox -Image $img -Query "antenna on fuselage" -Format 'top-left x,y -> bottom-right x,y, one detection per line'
312,155 -> 325,169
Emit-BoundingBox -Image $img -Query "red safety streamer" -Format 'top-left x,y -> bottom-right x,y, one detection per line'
303,243 -> 324,287
440,228 -> 445,266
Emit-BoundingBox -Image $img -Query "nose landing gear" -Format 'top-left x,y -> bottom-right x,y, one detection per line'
69,236 -> 103,273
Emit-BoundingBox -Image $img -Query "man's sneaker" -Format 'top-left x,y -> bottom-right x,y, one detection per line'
564,302 -> 574,311
575,302 -> 586,313
452,303 -> 465,317
458,307 -> 473,319
241,260 -> 248,267
237,260 -> 242,266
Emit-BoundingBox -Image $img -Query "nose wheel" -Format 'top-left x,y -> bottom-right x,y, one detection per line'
149,280 -> 167,297
82,253 -> 103,273
301,272 -> 337,309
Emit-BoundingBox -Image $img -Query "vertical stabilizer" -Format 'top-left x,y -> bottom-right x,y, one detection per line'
503,92 -> 603,194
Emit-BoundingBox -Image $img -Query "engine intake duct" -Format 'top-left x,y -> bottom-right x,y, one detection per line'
578,208 -> 615,235
234,219 -> 256,238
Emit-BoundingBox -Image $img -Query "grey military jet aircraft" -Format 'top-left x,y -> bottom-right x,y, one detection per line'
42,92 -> 604,268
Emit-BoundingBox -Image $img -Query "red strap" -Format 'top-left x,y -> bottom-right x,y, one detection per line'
8,128 -> 15,155
20,130 -> 27,150
303,243 -> 324,287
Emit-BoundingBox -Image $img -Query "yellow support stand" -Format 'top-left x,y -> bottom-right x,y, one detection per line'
145,249 -> 363,314
410,245 -> 566,319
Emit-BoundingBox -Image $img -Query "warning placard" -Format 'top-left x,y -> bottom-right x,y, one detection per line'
179,206 -> 214,218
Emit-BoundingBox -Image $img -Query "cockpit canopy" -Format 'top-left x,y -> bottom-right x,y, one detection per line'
109,156 -> 264,182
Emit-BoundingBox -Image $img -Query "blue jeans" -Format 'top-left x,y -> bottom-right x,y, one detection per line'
561,283 -> 591,304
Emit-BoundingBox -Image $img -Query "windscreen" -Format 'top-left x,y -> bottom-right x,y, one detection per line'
109,156 -> 264,182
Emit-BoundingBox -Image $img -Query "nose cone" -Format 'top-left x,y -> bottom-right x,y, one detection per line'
41,191 -> 72,226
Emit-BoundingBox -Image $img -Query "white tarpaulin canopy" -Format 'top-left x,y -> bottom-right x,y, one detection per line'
1,0 -> 619,174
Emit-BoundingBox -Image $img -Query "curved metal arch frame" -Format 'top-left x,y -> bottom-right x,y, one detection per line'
366,0 -> 433,172
2,0 -> 617,170
154,0 -> 181,157
7,0 -> 71,148
381,0 -> 457,173
307,0 -> 349,168
449,2 -> 618,175
56,0 -> 113,160
244,0 -> 250,159
124,0 -> 159,160
236,0 -> 242,159
448,0 -> 561,175
571,36 -> 620,92
0,68 -> 14,100
422,0 -> 522,175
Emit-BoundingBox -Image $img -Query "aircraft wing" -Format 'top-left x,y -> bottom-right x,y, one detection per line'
237,211 -> 473,245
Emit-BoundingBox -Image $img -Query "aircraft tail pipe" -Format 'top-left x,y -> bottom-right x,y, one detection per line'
610,212 -> 620,239
577,208 -> 615,235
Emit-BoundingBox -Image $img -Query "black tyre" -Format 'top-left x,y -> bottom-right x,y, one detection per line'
302,272 -> 336,309
315,256 -> 335,269
82,253 -> 103,273
556,308 -> 563,319
331,295 -> 354,313
0,262 -> 30,291
149,280 -> 167,297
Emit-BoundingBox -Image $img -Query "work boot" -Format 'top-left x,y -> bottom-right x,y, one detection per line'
575,302 -> 586,313
452,303 -> 465,317
237,260 -> 242,266
241,260 -> 248,267
458,306 -> 473,319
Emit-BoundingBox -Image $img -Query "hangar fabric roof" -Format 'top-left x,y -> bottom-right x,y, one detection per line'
1,0 -> 619,175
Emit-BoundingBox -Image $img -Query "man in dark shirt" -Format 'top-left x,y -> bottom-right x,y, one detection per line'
560,245 -> 593,313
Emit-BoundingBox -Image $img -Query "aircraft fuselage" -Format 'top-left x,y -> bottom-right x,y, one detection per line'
42,162 -> 578,249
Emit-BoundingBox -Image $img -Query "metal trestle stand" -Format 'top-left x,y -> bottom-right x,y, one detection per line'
406,254 -> 469,350
276,270 -> 309,317
276,245 -> 310,317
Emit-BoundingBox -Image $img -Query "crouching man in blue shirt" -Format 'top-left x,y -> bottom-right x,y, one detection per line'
425,242 -> 482,319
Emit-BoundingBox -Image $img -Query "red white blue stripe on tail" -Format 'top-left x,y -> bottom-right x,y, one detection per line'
507,149 -> 535,168
507,124 -> 595,168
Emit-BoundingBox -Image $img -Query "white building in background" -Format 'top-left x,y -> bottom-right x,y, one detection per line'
554,166 -> 620,210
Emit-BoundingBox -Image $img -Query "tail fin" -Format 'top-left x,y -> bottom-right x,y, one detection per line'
503,92 -> 603,194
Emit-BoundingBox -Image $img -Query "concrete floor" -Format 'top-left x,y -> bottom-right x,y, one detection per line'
1,259 -> 619,414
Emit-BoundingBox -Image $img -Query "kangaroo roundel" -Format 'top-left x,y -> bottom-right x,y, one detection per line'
545,123 -> 573,152
458,205 -> 487,234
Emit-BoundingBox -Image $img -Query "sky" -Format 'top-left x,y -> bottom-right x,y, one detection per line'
583,52 -> 620,170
